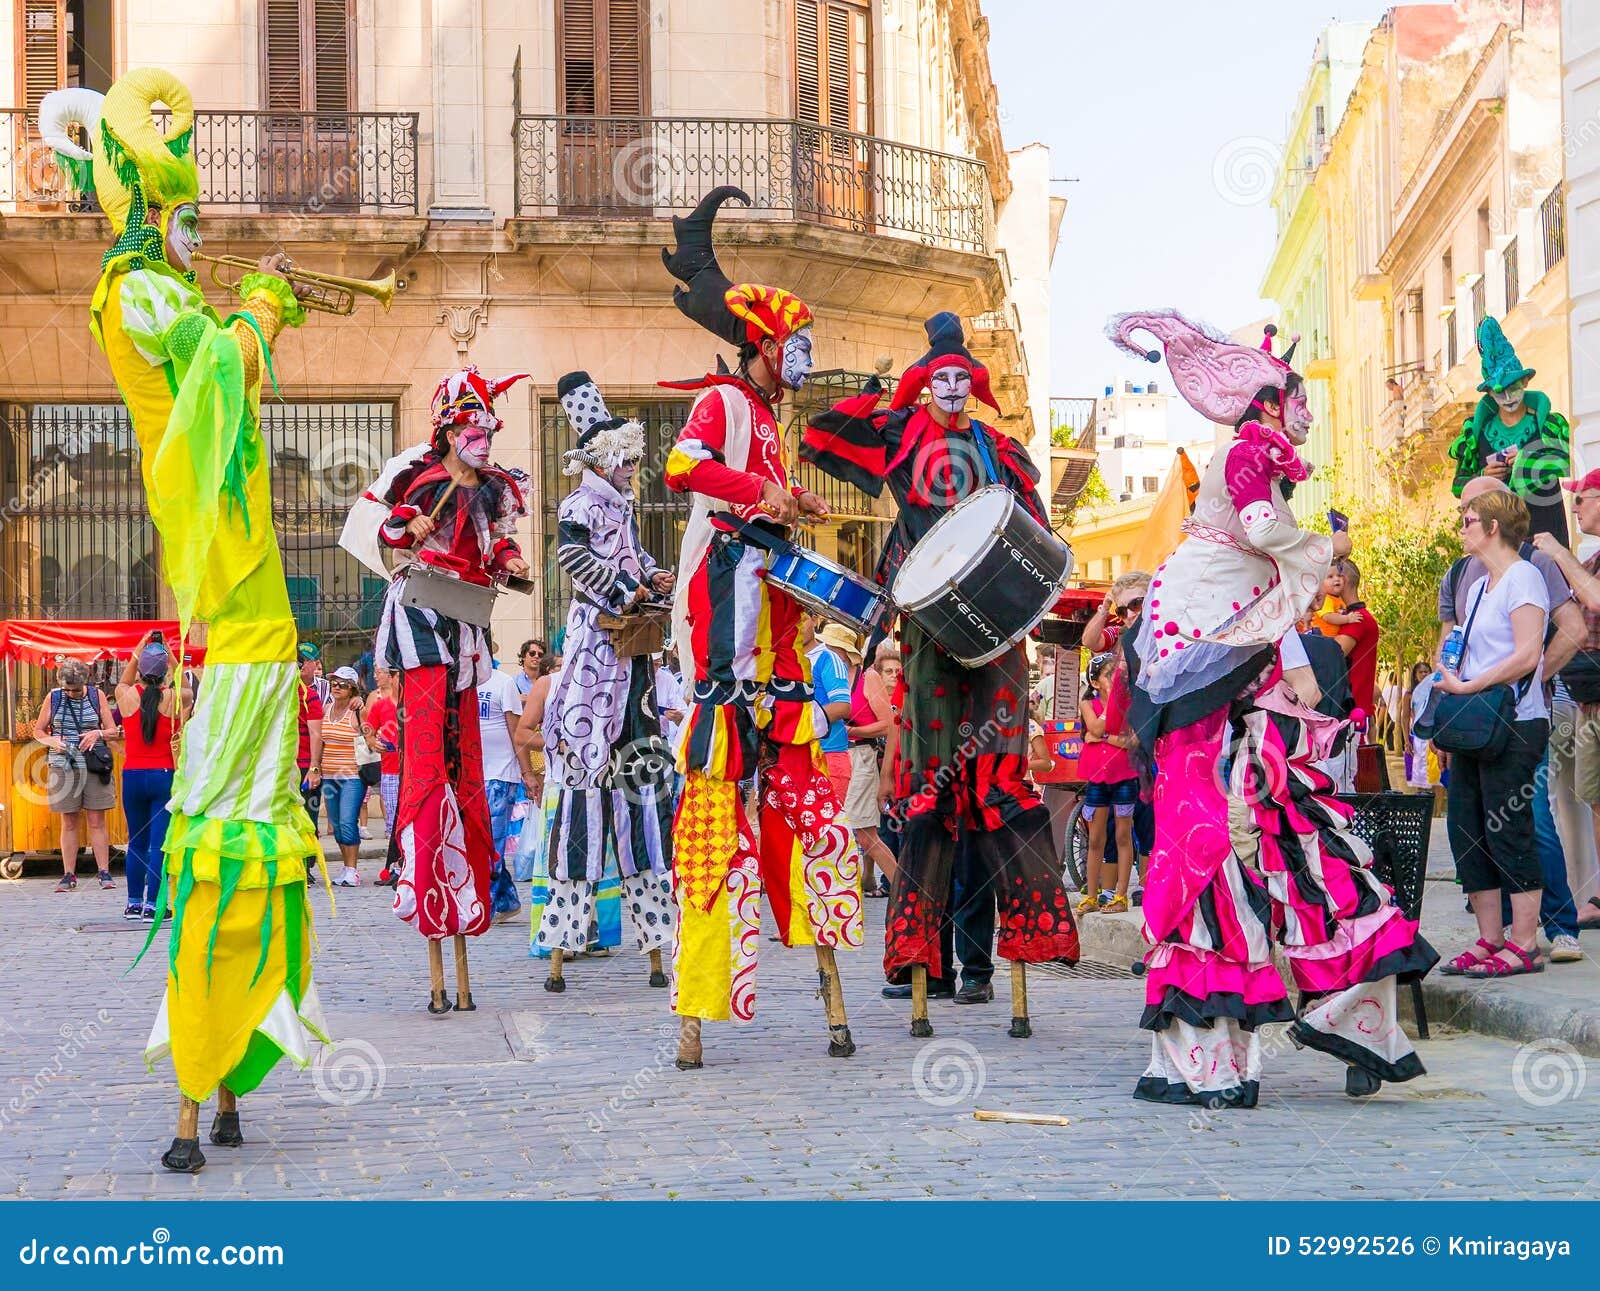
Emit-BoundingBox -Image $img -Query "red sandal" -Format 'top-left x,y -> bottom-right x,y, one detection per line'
1440,938 -> 1502,976
1462,939 -> 1544,978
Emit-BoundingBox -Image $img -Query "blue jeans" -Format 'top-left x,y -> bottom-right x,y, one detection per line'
122,767 -> 172,906
1501,746 -> 1580,940
322,776 -> 364,848
484,778 -> 522,915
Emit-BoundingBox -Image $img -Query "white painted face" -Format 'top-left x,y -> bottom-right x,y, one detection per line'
929,363 -> 972,415
450,423 -> 493,469
1283,387 -> 1312,444
780,328 -> 814,391
165,202 -> 201,271
1493,379 -> 1528,416
607,457 -> 640,491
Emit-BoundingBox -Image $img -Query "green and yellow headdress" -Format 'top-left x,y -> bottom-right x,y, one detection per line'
89,67 -> 198,268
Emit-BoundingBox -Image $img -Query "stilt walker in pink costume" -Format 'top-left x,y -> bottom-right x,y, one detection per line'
1106,310 -> 1438,1106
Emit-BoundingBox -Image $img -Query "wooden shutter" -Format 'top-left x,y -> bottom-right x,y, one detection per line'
311,0 -> 351,113
793,0 -> 868,132
18,0 -> 67,119
604,0 -> 645,116
558,0 -> 647,115
261,0 -> 352,113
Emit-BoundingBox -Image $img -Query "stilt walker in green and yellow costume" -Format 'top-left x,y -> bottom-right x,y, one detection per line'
1448,316 -> 1571,543
65,69 -> 328,1173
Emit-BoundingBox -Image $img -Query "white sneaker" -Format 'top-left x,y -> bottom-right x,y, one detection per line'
333,869 -> 361,887
1549,933 -> 1584,963
359,827 -> 372,840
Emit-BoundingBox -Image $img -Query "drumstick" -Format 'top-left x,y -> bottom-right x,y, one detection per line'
973,1110 -> 1072,1127
427,479 -> 459,522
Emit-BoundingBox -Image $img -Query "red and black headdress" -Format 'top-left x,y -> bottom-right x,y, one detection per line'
889,312 -> 1000,413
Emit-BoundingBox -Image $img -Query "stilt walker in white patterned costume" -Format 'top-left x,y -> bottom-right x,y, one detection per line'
535,372 -> 678,992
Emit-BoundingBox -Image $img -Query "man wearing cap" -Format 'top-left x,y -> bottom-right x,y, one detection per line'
1530,468 -> 1600,937
296,643 -> 327,845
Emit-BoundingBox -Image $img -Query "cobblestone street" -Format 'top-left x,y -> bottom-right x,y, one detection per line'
2,869 -> 1597,1201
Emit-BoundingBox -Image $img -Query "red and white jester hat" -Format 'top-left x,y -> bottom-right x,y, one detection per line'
890,312 -> 1000,413
429,366 -> 531,435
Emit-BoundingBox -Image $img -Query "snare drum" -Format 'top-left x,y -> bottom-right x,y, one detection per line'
892,486 -> 1074,667
764,544 -> 888,636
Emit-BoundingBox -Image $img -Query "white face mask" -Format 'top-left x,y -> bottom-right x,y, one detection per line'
780,329 -> 814,390
166,203 -> 201,271
929,365 -> 973,415
1493,381 -> 1528,415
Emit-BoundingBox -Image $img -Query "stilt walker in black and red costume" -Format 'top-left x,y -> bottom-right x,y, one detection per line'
369,366 -> 531,1014
803,313 -> 1079,1037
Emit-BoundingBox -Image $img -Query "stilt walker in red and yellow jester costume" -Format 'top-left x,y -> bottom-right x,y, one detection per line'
660,187 -> 863,1069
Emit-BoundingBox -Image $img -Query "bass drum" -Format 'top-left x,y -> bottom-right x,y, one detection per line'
891,486 -> 1073,668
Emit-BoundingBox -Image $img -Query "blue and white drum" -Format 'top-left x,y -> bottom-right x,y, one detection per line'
764,544 -> 889,636
892,486 -> 1074,668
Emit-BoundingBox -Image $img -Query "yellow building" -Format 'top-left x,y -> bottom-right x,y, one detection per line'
1312,0 -> 1569,510
0,0 -> 1058,667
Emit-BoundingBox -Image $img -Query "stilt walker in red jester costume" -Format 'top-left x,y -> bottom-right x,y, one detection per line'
371,366 -> 531,1014
660,186 -> 863,1069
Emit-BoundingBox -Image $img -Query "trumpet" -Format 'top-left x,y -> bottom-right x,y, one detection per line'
194,253 -> 396,316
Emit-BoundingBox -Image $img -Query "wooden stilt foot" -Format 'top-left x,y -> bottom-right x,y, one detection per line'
427,938 -> 451,1013
647,948 -> 667,989
162,1096 -> 206,1173
209,1085 -> 243,1147
910,964 -> 933,1037
675,1015 -> 704,1070
452,934 -> 475,1010
544,946 -> 566,993
815,946 -> 855,1057
1008,961 -> 1032,1038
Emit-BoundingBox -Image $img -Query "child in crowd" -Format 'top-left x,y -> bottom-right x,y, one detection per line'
1076,653 -> 1139,915
1313,562 -> 1361,636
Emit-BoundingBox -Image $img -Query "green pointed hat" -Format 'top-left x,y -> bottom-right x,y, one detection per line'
1477,316 -> 1536,392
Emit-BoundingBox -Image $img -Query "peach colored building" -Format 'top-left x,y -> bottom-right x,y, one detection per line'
0,0 -> 1058,661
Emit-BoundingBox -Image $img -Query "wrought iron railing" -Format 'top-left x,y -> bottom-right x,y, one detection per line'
1,109 -> 419,214
1503,237 -> 1519,310
1470,275 -> 1486,337
1541,184 -> 1566,273
513,115 -> 991,254
1444,312 -> 1458,372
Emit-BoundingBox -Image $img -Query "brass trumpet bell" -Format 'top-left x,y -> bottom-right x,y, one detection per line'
194,253 -> 396,316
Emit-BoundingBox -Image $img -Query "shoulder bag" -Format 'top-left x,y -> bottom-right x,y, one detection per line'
1413,579 -> 1531,759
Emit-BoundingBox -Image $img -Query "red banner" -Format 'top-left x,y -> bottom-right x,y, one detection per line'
0,620 -> 206,667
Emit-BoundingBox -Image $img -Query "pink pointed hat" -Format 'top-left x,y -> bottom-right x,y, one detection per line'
1106,308 -> 1296,425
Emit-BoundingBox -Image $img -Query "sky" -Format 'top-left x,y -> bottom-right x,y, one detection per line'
986,0 -> 1388,442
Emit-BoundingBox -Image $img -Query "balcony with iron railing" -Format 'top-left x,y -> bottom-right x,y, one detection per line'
511,115 -> 992,254
1503,236 -> 1519,310
1541,184 -> 1566,274
1,109 -> 419,215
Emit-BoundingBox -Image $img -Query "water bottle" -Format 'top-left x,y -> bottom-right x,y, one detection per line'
1440,627 -> 1465,675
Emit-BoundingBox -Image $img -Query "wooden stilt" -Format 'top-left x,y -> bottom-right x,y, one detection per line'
427,938 -> 450,1014
544,946 -> 566,993
1007,960 -> 1032,1038
910,964 -> 933,1037
210,1085 -> 243,1147
675,1015 -> 704,1070
161,1095 -> 206,1172
647,947 -> 667,989
452,934 -> 475,1011
815,945 -> 855,1057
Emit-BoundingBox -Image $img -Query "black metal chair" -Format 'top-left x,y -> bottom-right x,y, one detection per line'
1336,791 -> 1435,1039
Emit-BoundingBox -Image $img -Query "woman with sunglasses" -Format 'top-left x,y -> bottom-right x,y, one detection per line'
1082,571 -> 1150,655
1436,488 -> 1550,977
319,667 -> 368,886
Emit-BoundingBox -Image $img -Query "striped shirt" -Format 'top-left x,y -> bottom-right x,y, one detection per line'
320,703 -> 362,778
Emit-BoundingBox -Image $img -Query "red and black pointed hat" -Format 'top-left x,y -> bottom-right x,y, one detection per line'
889,312 -> 1000,412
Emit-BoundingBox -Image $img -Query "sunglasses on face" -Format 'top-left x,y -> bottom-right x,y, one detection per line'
1460,514 -> 1482,530
1119,597 -> 1145,614
331,681 -> 353,689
